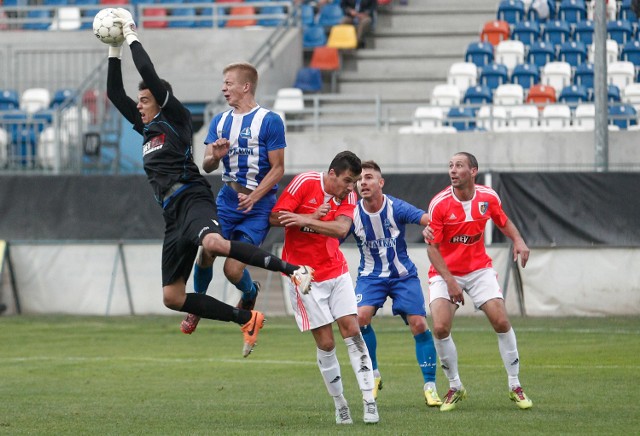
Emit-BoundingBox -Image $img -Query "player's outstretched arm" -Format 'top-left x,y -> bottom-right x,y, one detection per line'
496,218 -> 529,267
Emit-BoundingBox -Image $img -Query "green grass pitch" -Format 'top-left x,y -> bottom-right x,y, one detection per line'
1,315 -> 638,435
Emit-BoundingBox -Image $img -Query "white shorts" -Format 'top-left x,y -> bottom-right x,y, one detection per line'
428,267 -> 503,310
288,272 -> 357,332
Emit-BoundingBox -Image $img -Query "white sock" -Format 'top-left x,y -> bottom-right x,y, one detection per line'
317,347 -> 344,397
344,334 -> 375,402
497,327 -> 521,389
433,334 -> 463,390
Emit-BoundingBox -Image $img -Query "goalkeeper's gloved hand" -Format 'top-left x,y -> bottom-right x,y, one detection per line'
113,8 -> 139,45
108,44 -> 123,59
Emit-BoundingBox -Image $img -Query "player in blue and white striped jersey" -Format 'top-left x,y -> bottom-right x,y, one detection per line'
349,160 -> 442,407
180,62 -> 286,335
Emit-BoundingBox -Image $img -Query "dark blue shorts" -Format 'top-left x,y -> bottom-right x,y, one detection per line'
354,273 -> 427,319
216,183 -> 275,245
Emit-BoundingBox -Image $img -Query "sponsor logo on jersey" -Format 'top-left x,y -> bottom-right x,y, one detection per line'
229,147 -> 254,156
364,237 -> 397,249
449,213 -> 457,220
309,198 -> 317,204
450,233 -> 482,245
300,226 -> 318,234
479,201 -> 489,215
383,219 -> 391,229
239,127 -> 252,138
142,134 -> 165,156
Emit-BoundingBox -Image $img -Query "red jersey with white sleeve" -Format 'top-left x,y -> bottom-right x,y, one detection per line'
427,184 -> 509,278
273,171 -> 357,282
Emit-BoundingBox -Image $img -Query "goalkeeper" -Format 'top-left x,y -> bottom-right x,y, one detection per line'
105,8 -> 313,357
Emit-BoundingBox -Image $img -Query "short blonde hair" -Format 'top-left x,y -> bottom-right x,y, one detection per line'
223,62 -> 258,94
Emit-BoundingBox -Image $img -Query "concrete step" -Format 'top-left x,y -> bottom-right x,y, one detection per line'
369,32 -> 475,55
336,79 -> 441,103
377,10 -> 494,33
344,53 -> 457,78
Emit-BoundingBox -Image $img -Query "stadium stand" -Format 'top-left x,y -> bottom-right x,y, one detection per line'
447,62 -> 478,93
543,20 -> 572,47
558,84 -> 589,109
463,84 -> 493,105
465,42 -> 494,68
497,0 -> 526,25
574,19 -> 594,44
226,6 -> 257,27
621,40 -> 640,68
495,40 -> 525,73
494,83 -> 525,106
558,0 -> 587,24
609,103 -> 637,129
476,104 -> 508,131
512,20 -> 541,46
512,63 -> 540,90
481,20 -> 510,45
541,61 -> 572,97
608,61 -> 636,91
607,19 -> 635,45
293,67 -> 323,93
480,63 -> 509,91
573,102 -> 595,130
446,106 -> 476,131
431,84 -> 462,111
558,41 -> 588,67
20,88 -> 51,114
587,39 -> 619,64
508,104 -> 539,130
527,41 -> 556,68
526,83 -> 557,107
541,103 -> 572,130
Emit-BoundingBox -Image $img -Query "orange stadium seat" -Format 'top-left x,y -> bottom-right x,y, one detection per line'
526,84 -> 557,110
143,8 -> 168,28
481,20 -> 510,46
309,46 -> 341,92
226,6 -> 256,27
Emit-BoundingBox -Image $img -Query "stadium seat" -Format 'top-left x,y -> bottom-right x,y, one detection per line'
495,40 -> 525,73
258,5 -> 286,27
23,9 -> 52,31
49,6 -> 82,30
609,103 -> 638,129
512,63 -> 540,90
527,41 -> 555,68
541,61 -> 572,97
476,105 -> 508,131
497,0 -> 526,25
558,0 -> 586,24
587,39 -> 619,65
508,104 -> 539,130
559,84 -> 589,109
526,0 -> 555,22
317,3 -> 343,28
463,85 -> 493,105
273,88 -> 304,113
608,84 -> 621,103
431,84 -> 462,109
20,88 -> 51,114
326,24 -> 358,50
168,7 -> 197,28
49,88 -> 75,109
293,67 -> 323,93
226,6 -> 257,27
607,20 -> 635,46
480,63 -> 509,91
480,20 -> 510,46
526,83 -> 557,108
142,8 -> 169,28
447,62 -> 478,94
573,103 -> 595,130
541,103 -> 572,130
608,61 -> 636,91
465,42 -> 494,68
574,20 -> 594,45
299,4 -> 316,26
446,107 -> 477,131
574,62 -> 594,90
621,40 -> 640,69
309,46 -> 341,92
0,89 -> 20,110
622,83 -> 640,111
494,83 -> 525,106
413,106 -> 445,129
512,20 -> 541,46
76,0 -> 100,30
303,24 -> 328,49
543,20 -> 572,47
620,0 -> 638,21
558,41 -> 587,67
2,110 -> 37,167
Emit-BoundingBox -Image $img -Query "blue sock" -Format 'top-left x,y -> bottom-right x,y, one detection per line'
193,264 -> 212,294
415,330 -> 437,384
234,269 -> 256,300
361,324 -> 378,371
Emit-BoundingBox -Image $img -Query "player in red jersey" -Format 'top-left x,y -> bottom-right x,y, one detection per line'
270,151 -> 379,425
424,152 -> 533,411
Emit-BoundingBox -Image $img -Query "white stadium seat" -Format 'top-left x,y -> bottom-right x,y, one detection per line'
608,61 -> 636,92
509,104 -> 539,131
447,62 -> 478,94
495,40 -> 525,74
541,62 -> 572,98
541,104 -> 572,130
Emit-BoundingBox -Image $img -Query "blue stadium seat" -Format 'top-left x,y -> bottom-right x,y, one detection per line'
317,3 -> 343,28
559,84 -> 589,108
168,7 -> 197,28
620,0 -> 638,21
1,110 -> 37,167
33,110 -> 53,134
465,42 -> 494,69
558,0 -> 586,24
293,67 -> 323,93
543,20 -> 572,47
43,0 -> 69,5
446,106 -> 477,131
512,20 -> 541,46
497,0 -> 526,26
299,4 -> 316,26
608,84 -> 621,103
528,41 -> 555,68
574,20 -> 594,45
607,20 -> 635,45
480,63 -> 509,91
23,9 -> 52,30
463,85 -> 493,105
511,63 -> 540,90
303,24 -> 327,49
49,88 -> 75,109
75,0 -> 100,30
258,5 -> 286,27
621,40 -> 640,68
574,62 -> 594,91
609,103 -> 637,129
0,89 -> 20,110
558,41 -> 587,67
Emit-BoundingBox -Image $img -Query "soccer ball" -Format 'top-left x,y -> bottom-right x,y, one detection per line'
93,8 -> 124,46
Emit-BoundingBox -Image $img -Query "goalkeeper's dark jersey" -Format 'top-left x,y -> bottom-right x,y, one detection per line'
107,41 -> 209,206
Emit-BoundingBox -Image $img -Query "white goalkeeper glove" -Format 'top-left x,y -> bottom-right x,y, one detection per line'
113,8 -> 139,45
108,45 -> 123,59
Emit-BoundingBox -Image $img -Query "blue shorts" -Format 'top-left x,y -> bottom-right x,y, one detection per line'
216,184 -> 275,245
355,273 -> 427,320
